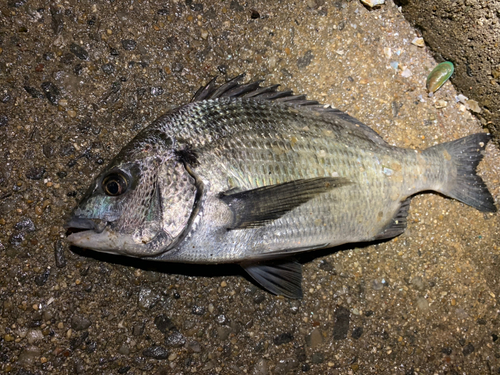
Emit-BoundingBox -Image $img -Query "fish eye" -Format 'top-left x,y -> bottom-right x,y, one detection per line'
102,172 -> 128,196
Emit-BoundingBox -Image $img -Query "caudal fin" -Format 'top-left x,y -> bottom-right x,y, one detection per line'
425,133 -> 496,212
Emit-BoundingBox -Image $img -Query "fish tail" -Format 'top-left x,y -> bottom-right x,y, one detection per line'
424,133 -> 496,212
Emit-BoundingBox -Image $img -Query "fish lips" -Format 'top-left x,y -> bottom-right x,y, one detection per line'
65,217 -> 112,249
65,218 -> 128,255
65,217 -> 108,235
65,216 -> 173,257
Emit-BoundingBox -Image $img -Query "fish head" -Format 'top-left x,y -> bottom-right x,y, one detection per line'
65,130 -> 198,258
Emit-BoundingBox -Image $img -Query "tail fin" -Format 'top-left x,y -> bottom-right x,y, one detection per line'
425,133 -> 496,212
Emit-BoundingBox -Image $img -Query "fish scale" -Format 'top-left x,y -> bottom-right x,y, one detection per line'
164,101 -> 423,258
66,76 -> 496,298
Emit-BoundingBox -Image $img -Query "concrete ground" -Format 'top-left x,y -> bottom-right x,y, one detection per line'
1,0 -> 499,374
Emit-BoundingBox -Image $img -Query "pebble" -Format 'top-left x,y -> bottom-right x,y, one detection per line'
274,358 -> 298,373
318,259 -> 334,272
117,366 -> 130,374
4,334 -> 14,342
18,346 -> 41,366
50,6 -> 64,34
54,239 -> 67,268
416,297 -> 429,312
138,288 -> 159,309
15,217 -> 36,232
0,90 -> 12,103
70,332 -> 88,350
462,343 -> 474,356
150,87 -> 164,96
154,314 -> 176,333
43,143 -> 56,158
350,327 -> 363,341
69,43 -> 89,60
118,343 -> 130,355
311,352 -> 324,364
297,50 -> 314,69
411,37 -> 425,47
143,346 -> 169,359
361,0 -> 385,7
441,347 -> 452,355
306,328 -> 323,348
101,63 -> 115,75
187,340 -> 201,353
26,166 -> 46,180
401,68 -> 412,78
43,310 -> 54,321
71,315 -> 91,331
60,143 -> 75,157
10,232 -> 25,246
371,279 -> 384,291
171,62 -> 184,73
410,276 -> 425,291
201,29 -> 208,39
40,81 -> 60,105
26,329 -> 44,344
217,326 -> 232,341
132,323 -> 145,336
435,100 -> 448,109
216,314 -> 227,324
333,306 -> 350,340
252,358 -> 269,375
122,39 -> 137,51
61,52 -> 74,65
34,268 -> 51,286
467,99 -> 481,113
0,114 -> 8,127
191,305 -> 205,315
273,332 -> 294,345
24,85 -> 44,99
168,352 -> 177,361
165,331 -> 186,347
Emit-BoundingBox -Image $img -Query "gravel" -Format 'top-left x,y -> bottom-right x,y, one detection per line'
0,1 -> 499,374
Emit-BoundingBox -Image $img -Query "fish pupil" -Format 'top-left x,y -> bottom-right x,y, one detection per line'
103,173 -> 127,196
107,181 -> 119,195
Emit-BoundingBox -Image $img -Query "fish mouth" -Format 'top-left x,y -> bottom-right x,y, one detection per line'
64,217 -> 122,255
64,217 -> 107,237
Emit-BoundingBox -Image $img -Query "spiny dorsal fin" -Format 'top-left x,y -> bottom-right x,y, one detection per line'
191,75 -> 387,146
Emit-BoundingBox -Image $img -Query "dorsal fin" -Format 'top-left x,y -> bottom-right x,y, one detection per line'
191,75 -> 387,146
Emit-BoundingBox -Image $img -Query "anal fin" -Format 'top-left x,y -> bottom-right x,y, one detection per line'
374,197 -> 411,240
242,261 -> 303,299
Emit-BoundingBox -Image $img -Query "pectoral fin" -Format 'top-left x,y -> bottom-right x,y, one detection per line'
220,177 -> 350,229
242,261 -> 303,299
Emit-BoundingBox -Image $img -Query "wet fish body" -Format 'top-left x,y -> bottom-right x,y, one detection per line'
66,76 -> 496,298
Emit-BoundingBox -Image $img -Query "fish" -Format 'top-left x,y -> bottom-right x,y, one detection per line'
65,74 -> 497,299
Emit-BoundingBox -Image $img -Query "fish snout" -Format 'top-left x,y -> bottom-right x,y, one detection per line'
64,216 -> 107,235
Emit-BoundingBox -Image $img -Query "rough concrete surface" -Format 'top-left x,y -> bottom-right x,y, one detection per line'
396,0 -> 500,145
0,0 -> 499,374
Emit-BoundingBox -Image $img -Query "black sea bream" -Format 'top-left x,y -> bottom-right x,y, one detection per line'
66,75 -> 497,298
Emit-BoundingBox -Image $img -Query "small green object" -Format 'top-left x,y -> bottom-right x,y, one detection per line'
426,61 -> 454,93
